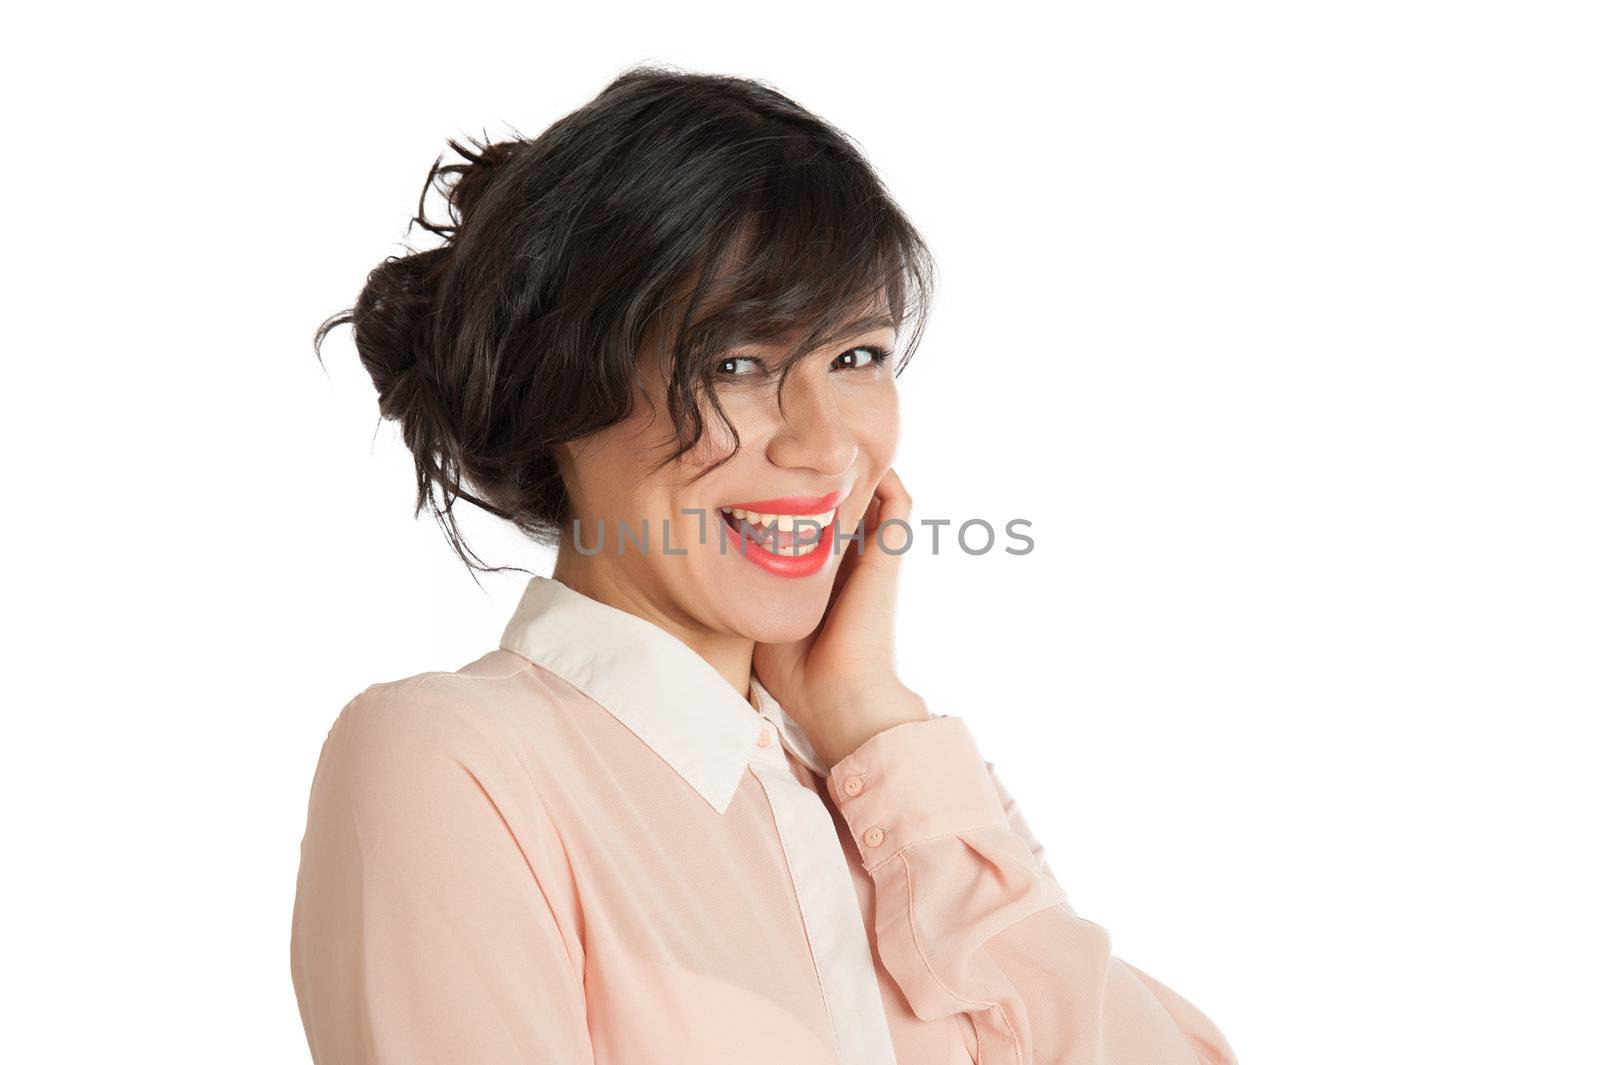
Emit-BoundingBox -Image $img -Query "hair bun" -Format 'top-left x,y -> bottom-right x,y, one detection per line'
347,245 -> 449,419
340,134 -> 527,417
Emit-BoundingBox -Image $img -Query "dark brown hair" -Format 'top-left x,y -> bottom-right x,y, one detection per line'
314,64 -> 936,575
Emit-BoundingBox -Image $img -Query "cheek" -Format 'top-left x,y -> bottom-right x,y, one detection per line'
684,393 -> 765,467
850,387 -> 900,473
567,417 -> 679,518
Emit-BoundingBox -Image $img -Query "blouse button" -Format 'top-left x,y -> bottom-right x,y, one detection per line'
756,725 -> 773,748
863,826 -> 885,848
842,774 -> 864,796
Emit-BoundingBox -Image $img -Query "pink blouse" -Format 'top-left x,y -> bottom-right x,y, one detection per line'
290,575 -> 1235,1063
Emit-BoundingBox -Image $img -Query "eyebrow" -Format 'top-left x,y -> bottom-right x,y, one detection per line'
730,324 -> 897,359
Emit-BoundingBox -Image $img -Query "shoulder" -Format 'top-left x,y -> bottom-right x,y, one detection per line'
321,649 -> 550,761
294,654 -> 583,920
306,650 -> 565,836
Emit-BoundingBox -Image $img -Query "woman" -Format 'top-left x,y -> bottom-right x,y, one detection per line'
291,66 -> 1236,1065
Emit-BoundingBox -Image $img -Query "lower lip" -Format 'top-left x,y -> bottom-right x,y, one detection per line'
721,513 -> 836,578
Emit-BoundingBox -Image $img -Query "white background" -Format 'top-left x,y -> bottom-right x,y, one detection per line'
5,3 -> 1596,1062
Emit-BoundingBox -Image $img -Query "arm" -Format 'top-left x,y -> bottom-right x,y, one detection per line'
289,683 -> 592,1063
825,714 -> 1236,1065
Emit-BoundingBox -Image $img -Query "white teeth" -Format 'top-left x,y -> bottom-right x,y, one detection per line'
713,505 -> 838,556
718,505 -> 838,554
718,506 -> 837,527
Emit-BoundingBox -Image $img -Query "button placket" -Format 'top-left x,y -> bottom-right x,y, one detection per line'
750,717 -> 789,769
747,740 -> 899,1062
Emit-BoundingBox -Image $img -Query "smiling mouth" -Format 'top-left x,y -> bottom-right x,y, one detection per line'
717,507 -> 837,556
716,489 -> 846,559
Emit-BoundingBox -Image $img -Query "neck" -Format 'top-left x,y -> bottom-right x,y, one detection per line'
551,547 -> 757,709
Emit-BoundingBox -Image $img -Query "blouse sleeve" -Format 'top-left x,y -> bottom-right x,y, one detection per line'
824,713 -> 1237,1065
289,684 -> 593,1064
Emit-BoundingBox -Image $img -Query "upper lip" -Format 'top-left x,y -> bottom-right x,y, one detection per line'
721,489 -> 846,515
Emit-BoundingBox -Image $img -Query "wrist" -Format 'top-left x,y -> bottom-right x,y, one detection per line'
808,681 -> 930,770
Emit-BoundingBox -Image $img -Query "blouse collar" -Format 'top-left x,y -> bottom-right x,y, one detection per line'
498,575 -> 828,814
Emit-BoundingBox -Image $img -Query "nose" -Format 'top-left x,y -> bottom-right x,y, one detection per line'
765,373 -> 857,476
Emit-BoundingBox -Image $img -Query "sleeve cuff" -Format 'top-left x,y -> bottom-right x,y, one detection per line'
825,713 -> 1009,871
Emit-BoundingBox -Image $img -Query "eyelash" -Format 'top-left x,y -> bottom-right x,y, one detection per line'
714,345 -> 894,378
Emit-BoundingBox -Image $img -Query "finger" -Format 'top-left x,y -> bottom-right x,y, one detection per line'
822,468 -> 911,624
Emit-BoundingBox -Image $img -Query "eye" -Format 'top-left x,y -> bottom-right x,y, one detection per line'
832,345 -> 893,371
715,355 -> 768,377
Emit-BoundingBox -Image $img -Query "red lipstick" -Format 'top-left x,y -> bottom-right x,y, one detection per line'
721,489 -> 845,515
723,519 -> 837,578
717,488 -> 845,579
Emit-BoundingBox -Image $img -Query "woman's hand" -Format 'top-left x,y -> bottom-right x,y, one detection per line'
753,467 -> 930,771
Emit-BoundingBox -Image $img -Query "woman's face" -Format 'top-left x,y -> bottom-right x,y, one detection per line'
555,320 -> 901,644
